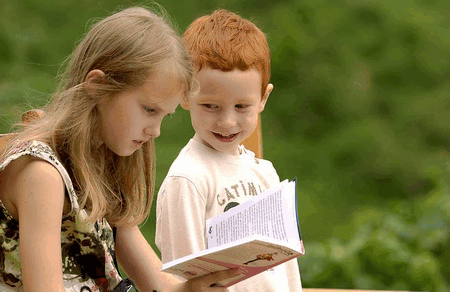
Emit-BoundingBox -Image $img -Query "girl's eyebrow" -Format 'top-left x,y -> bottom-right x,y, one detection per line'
197,95 -> 221,101
160,108 -> 177,116
144,102 -> 176,115
165,107 -> 177,115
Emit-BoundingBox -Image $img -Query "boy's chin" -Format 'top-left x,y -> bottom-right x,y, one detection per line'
205,140 -> 241,155
195,133 -> 242,155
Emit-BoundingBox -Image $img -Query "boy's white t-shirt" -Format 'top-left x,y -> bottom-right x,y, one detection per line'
156,138 -> 302,292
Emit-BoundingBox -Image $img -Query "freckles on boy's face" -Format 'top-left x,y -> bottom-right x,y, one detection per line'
188,68 -> 268,156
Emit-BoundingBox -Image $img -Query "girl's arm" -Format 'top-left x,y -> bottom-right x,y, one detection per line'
7,157 -> 66,291
115,225 -> 243,292
115,225 -> 179,291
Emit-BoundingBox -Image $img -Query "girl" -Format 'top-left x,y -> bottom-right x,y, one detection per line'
0,6 -> 242,292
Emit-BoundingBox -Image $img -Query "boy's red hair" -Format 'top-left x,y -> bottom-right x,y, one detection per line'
182,9 -> 270,98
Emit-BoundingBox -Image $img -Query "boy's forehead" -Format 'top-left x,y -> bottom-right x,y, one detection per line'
195,68 -> 262,100
197,68 -> 262,88
197,67 -> 262,76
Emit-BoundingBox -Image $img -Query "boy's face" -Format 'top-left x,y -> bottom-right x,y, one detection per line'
182,68 -> 272,155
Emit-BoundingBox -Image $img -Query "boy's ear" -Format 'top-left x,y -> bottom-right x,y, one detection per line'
85,69 -> 106,96
258,83 -> 273,113
181,98 -> 190,110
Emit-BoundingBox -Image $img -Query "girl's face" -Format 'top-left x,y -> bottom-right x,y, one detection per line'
97,73 -> 183,156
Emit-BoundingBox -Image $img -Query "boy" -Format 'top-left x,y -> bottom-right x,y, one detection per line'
155,9 -> 302,292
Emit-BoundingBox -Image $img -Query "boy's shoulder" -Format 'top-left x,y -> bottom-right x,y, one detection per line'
167,139 -> 235,175
160,140 -> 280,196
239,145 -> 276,168
166,139 -> 277,177
165,139 -> 211,178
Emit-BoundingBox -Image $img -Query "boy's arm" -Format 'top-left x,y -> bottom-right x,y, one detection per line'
156,176 -> 207,263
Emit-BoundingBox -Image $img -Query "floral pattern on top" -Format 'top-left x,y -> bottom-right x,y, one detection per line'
0,140 -> 122,292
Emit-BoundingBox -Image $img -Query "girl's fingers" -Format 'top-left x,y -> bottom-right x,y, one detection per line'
200,267 -> 245,287
174,268 -> 245,292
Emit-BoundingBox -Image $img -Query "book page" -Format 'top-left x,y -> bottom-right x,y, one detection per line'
206,180 -> 300,250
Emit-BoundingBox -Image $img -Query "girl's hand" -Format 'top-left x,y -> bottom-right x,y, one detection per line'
165,268 -> 245,292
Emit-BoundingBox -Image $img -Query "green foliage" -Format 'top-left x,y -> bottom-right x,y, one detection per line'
1,0 -> 449,290
300,181 -> 450,291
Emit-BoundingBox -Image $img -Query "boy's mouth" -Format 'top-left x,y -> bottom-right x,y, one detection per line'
213,132 -> 238,142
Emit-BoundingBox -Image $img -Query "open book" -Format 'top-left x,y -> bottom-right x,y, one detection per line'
161,179 -> 305,287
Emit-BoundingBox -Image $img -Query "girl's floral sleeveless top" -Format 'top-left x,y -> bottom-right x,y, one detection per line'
0,141 -> 122,292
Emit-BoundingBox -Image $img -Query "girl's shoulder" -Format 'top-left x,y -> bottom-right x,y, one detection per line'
1,140 -> 70,180
1,140 -> 54,165
0,141 -> 67,221
0,140 -> 77,219
1,155 -> 66,219
0,140 -> 63,180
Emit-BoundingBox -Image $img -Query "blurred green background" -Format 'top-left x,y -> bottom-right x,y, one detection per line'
1,0 -> 449,291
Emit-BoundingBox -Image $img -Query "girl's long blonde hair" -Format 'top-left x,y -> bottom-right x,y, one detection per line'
5,6 -> 196,226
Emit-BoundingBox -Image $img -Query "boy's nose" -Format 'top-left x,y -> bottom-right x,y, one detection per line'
217,110 -> 236,128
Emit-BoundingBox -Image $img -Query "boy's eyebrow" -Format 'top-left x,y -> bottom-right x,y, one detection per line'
197,95 -> 256,101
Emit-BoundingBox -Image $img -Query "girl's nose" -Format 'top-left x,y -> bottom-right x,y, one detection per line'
144,123 -> 161,139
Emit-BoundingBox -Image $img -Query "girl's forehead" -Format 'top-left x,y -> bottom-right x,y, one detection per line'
137,79 -> 183,112
141,73 -> 184,99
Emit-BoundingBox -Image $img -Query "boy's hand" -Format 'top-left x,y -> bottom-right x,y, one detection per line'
165,268 -> 245,292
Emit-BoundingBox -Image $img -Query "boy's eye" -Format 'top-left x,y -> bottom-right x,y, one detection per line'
202,104 -> 218,109
235,104 -> 248,109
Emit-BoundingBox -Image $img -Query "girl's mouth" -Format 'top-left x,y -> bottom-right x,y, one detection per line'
132,140 -> 144,148
213,132 -> 238,142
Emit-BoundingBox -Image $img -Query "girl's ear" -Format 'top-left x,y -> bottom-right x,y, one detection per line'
258,83 -> 273,113
85,69 -> 106,96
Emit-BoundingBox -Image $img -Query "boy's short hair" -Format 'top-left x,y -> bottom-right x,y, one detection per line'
182,9 -> 270,98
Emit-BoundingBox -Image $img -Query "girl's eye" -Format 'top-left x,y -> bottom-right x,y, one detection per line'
236,104 -> 248,109
143,106 -> 156,113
